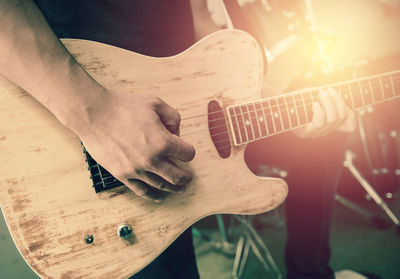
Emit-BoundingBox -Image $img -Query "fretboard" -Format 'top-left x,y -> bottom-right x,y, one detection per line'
227,70 -> 400,146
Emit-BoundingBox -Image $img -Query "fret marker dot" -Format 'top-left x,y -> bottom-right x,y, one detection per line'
274,112 -> 279,118
259,117 -> 264,122
245,120 -> 250,126
290,108 -> 295,114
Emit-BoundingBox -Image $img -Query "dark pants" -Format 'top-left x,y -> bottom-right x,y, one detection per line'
284,137 -> 343,279
129,227 -> 200,279
248,132 -> 347,279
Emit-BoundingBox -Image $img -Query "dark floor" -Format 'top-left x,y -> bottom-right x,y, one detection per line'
194,195 -> 400,279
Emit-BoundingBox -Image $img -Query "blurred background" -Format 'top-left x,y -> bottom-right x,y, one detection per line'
1,0 -> 399,278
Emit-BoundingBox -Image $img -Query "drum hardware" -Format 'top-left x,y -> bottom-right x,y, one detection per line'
334,194 -> 392,230
232,215 -> 282,279
192,215 -> 236,255
193,213 -> 282,279
343,150 -> 400,232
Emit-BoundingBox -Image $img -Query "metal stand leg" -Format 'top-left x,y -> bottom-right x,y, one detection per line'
194,214 -> 282,279
343,150 -> 400,228
232,235 -> 251,279
232,215 -> 282,279
192,215 -> 236,254
335,194 -> 392,229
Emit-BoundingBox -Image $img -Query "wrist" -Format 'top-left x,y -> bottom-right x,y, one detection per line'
52,58 -> 108,136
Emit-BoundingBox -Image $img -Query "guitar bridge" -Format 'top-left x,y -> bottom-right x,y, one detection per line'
82,145 -> 124,193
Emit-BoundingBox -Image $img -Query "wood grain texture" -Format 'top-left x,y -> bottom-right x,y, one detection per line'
0,29 -> 287,279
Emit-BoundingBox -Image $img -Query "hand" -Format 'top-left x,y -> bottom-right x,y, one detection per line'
78,90 -> 195,202
294,88 -> 357,139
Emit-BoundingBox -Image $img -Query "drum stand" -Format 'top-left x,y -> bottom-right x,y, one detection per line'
193,214 -> 282,279
340,150 -> 400,231
231,215 -> 282,279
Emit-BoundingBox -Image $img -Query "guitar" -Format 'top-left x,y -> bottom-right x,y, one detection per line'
0,29 -> 398,279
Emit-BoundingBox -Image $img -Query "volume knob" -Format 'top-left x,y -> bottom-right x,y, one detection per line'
117,224 -> 133,239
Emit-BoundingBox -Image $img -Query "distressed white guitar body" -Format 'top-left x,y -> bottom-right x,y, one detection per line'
0,30 -> 287,279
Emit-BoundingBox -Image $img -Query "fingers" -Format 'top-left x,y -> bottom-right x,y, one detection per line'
136,160 -> 192,192
154,97 -> 181,136
163,134 -> 196,162
319,89 -> 337,125
310,101 -> 325,131
152,97 -> 195,161
294,88 -> 356,139
123,179 -> 164,202
123,157 -> 192,202
338,107 -> 357,133
326,88 -> 346,123
152,159 -> 193,186
294,101 -> 324,138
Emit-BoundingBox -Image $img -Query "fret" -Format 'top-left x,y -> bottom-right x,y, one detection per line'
339,83 -> 354,109
248,103 -> 261,139
286,94 -> 299,128
234,106 -> 248,143
331,85 -> 347,106
278,96 -> 291,130
302,91 -> 314,121
389,74 -> 396,97
370,76 -> 383,103
380,75 -> 393,99
358,80 -> 366,108
96,163 -> 104,187
229,70 -> 400,145
240,104 -> 254,141
254,102 -> 268,137
311,90 -> 319,102
394,72 -> 400,96
228,107 -> 242,144
349,82 -> 362,108
359,79 -> 373,106
262,100 -> 276,135
294,93 -> 307,125
269,98 -> 283,133
367,78 -> 375,104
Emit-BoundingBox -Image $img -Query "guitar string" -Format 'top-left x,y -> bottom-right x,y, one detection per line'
181,94 -> 400,148
180,90 -> 400,138
210,87 -> 400,148
180,77 -> 400,122
205,83 -> 395,132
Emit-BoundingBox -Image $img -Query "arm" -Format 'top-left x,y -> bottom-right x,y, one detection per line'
190,0 -> 224,41
0,0 -> 195,201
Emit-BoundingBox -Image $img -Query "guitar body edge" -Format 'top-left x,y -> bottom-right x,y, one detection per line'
0,29 -> 287,279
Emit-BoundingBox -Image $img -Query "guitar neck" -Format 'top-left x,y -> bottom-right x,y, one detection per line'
227,70 -> 400,146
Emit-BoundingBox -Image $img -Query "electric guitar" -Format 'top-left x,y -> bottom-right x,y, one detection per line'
0,29 -> 398,279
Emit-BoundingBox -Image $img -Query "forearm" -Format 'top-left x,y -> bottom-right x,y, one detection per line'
0,0 -> 105,132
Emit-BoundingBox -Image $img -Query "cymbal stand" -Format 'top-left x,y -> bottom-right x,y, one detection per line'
232,215 -> 282,279
193,214 -> 282,279
192,214 -> 236,255
343,150 -> 400,229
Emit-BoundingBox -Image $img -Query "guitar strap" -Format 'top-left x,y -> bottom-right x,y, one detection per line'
222,0 -> 268,72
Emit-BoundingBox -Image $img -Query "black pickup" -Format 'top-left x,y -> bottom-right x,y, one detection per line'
82,145 -> 123,193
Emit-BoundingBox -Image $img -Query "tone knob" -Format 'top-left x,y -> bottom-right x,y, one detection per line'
117,224 -> 133,239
